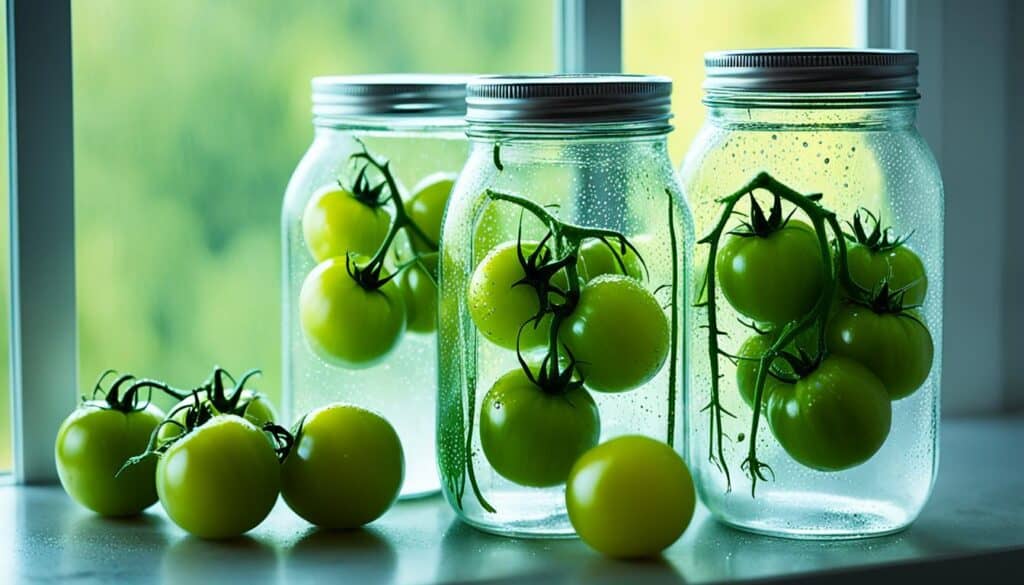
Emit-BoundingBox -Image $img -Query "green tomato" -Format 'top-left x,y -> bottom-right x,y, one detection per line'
717,220 -> 824,325
299,257 -> 406,368
766,356 -> 891,472
845,244 -> 927,305
735,334 -> 784,409
468,241 -> 551,350
156,415 -> 280,539
559,275 -> 669,392
397,263 -> 437,334
55,402 -> 164,516
566,435 -> 695,558
282,404 -> 404,529
407,173 -> 455,254
734,327 -> 819,408
158,389 -> 278,445
578,238 -> 644,282
826,304 -> 934,400
479,368 -> 600,488
302,184 -> 391,263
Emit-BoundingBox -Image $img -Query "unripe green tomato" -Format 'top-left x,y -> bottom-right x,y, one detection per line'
299,256 -> 407,368
479,368 -> 600,488
559,275 -> 669,392
567,435 -> 695,558
407,173 -> 455,254
156,415 -> 280,539
55,402 -> 164,516
845,244 -> 927,306
302,184 -> 391,262
397,263 -> 438,334
577,238 -> 644,282
282,404 -> 404,529
716,220 -> 824,325
468,241 -> 552,350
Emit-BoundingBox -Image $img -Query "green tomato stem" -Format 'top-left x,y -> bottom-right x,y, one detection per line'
700,172 -> 857,496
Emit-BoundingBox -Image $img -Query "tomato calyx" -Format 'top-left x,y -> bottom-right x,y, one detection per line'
854,279 -> 925,315
341,141 -> 439,293
343,164 -> 389,209
87,369 -> 188,414
117,366 -> 272,475
729,191 -> 822,239
487,189 -> 649,396
845,208 -> 913,254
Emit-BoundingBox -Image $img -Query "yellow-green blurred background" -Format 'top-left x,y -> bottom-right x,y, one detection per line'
0,0 -> 853,472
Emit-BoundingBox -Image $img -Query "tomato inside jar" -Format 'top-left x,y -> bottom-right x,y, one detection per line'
437,75 -> 694,538
681,49 -> 943,539
282,75 -> 470,499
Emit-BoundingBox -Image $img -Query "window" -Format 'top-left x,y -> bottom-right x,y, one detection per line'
1,4 -> 10,473
70,0 -> 554,414
623,0 -> 857,159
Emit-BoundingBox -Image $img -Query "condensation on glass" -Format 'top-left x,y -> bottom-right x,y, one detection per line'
282,75 -> 469,498
681,50 -> 943,538
438,75 -> 693,537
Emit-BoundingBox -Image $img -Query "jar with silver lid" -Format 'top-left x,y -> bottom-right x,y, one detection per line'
437,75 -> 694,537
681,50 -> 943,538
282,74 -> 469,499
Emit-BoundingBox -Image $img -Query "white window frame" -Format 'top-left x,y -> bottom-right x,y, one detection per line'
6,0 -> 969,484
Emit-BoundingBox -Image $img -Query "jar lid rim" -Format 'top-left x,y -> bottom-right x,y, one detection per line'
466,74 -> 673,125
312,74 -> 469,119
704,49 -> 919,93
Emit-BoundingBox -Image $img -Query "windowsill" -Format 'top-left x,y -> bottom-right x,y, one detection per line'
3,415 -> 1022,584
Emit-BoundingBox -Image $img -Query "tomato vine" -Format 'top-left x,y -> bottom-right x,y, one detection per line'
698,172 -> 868,496
345,140 -> 439,290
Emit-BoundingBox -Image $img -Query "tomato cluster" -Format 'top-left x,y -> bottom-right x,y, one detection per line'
459,189 -> 696,557
468,196 -> 670,488
299,144 -> 456,368
55,367 -> 404,539
715,191 -> 934,474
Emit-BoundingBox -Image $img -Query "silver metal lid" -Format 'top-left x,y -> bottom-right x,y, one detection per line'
704,49 -> 918,92
466,75 -> 673,125
312,74 -> 469,120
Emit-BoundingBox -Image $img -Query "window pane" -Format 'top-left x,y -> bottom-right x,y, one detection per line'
71,1 -> 553,411
0,4 -> 10,473
624,0 -> 857,159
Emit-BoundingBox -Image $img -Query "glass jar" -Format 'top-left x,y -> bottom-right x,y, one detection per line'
438,75 -> 694,537
680,50 -> 943,538
282,75 -> 469,499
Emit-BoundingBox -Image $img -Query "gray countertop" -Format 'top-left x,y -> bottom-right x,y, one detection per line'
3,416 -> 1022,585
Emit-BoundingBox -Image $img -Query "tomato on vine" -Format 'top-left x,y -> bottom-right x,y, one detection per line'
468,240 -> 556,350
302,176 -> 392,263
480,366 -> 600,488
282,404 -> 404,529
766,356 -> 892,471
299,255 -> 406,368
156,414 -> 281,539
578,238 -> 644,281
560,275 -> 669,393
55,372 -> 167,516
397,261 -> 438,334
406,173 -> 455,267
826,285 -> 934,400
716,194 -> 824,325
157,368 -> 277,444
843,209 -> 927,306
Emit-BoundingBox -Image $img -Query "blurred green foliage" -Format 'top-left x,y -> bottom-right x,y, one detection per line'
0,1 -> 853,471
68,0 -> 554,421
